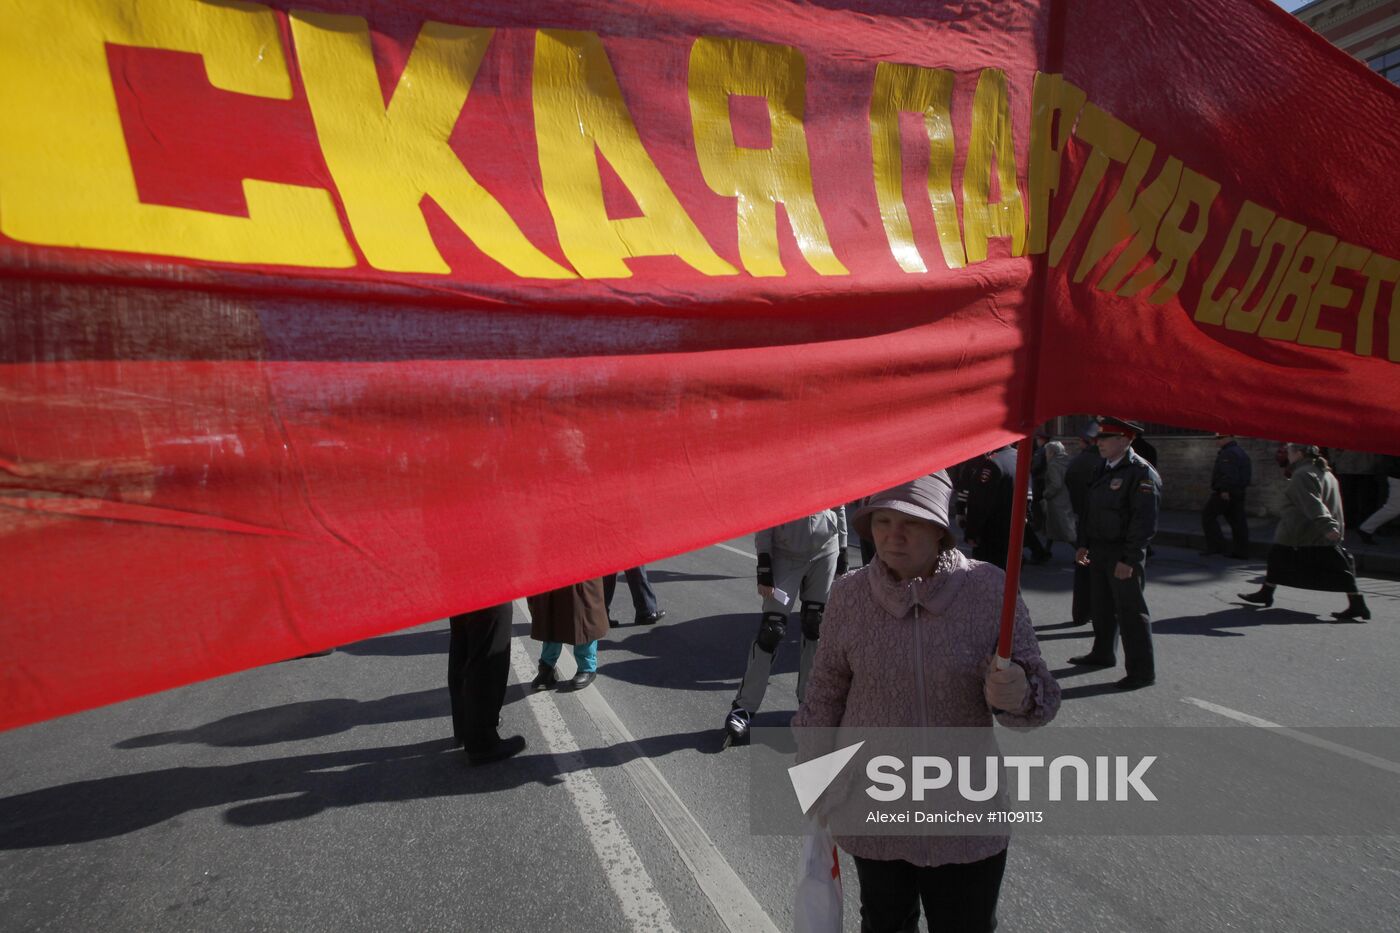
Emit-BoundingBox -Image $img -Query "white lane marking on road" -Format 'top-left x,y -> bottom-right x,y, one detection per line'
513,596 -> 779,933
509,610 -> 679,933
1182,697 -> 1400,777
572,669 -> 782,933
713,542 -> 756,560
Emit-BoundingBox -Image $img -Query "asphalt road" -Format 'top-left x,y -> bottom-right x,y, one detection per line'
3,540 -> 1399,932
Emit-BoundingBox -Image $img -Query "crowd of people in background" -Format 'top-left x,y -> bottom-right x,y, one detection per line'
447,421 -> 1392,765
438,416 -> 1390,930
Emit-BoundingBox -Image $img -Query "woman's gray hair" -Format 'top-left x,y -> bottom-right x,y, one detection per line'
1287,443 -> 1329,470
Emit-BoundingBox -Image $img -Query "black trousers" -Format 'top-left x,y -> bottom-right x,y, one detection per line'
1023,521 -> 1052,559
1202,490 -> 1249,556
1087,548 -> 1153,679
972,533 -> 1009,569
1071,562 -> 1092,623
447,602 -> 513,752
603,566 -> 659,620
852,848 -> 1007,933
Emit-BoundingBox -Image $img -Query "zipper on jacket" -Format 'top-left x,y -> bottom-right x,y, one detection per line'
911,590 -> 929,731
910,587 -> 935,866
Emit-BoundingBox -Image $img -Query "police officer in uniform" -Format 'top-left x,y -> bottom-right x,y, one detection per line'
1070,417 -> 1162,689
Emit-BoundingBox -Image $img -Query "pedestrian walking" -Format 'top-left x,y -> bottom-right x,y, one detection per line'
722,505 -> 847,745
1201,433 -> 1252,558
528,578 -> 610,691
793,473 -> 1060,933
448,602 -> 526,764
1042,439 -> 1077,551
1070,417 -> 1162,689
603,566 -> 667,627
1239,444 -> 1371,622
1357,455 -> 1400,545
1030,429 -> 1051,536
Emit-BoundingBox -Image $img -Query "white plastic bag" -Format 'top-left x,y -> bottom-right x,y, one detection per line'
793,821 -> 843,933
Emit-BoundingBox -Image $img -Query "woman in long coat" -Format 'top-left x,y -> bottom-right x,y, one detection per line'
1041,440 -> 1077,550
528,578 -> 610,690
1239,444 -> 1370,621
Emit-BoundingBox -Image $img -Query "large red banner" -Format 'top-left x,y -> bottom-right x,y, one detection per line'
1,0 -> 1396,730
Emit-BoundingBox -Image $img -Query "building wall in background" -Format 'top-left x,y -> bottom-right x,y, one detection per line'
1295,0 -> 1400,82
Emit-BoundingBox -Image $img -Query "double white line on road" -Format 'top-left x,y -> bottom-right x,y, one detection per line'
510,600 -> 779,933
509,632 -> 679,932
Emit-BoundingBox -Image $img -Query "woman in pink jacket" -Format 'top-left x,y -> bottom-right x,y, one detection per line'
793,472 -> 1060,933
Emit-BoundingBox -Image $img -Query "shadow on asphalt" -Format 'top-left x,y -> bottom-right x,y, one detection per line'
0,729 -> 713,849
1057,683 -> 1126,701
114,689 -> 446,749
644,569 -> 738,583
1013,554 -> 1255,598
338,628 -> 449,657
591,611 -> 798,693
1153,606 -> 1333,637
1034,620 -> 1089,632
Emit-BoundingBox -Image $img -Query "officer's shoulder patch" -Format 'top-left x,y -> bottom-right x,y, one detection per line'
1137,481 -> 1154,493
978,468 -> 992,482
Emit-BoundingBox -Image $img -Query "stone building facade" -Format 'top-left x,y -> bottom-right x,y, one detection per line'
1294,0 -> 1400,83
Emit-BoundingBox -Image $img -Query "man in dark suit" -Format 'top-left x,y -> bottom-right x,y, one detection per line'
1201,434 -> 1252,558
604,565 -> 668,627
448,602 -> 526,764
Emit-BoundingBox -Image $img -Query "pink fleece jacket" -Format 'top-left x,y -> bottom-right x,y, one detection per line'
792,549 -> 1061,866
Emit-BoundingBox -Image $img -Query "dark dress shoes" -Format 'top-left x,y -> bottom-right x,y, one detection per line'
569,671 -> 597,690
466,734 -> 526,765
1068,654 -> 1115,667
1115,675 -> 1155,690
636,609 -> 668,626
531,662 -> 558,690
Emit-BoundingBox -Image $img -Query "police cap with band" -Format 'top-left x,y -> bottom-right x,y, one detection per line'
1095,416 -> 1144,438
